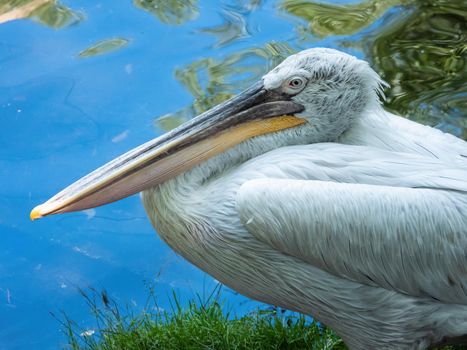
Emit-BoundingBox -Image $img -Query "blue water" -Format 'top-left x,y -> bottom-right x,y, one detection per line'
1,0 -> 465,349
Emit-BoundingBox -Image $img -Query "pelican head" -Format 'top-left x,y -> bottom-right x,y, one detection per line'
30,48 -> 385,219
264,48 -> 386,138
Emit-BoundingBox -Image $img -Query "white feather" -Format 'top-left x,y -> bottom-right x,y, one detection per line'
142,48 -> 467,349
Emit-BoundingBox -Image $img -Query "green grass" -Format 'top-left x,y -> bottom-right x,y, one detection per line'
58,286 -> 344,350
58,286 -> 466,350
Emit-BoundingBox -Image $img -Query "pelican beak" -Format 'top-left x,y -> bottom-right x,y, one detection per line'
30,81 -> 305,220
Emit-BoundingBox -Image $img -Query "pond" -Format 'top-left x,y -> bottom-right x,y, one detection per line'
1,0 -> 465,348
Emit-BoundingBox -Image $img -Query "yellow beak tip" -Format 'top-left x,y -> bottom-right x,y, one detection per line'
30,206 -> 43,221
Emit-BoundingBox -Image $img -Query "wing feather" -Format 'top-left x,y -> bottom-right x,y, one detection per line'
342,111 -> 467,164
237,161 -> 467,304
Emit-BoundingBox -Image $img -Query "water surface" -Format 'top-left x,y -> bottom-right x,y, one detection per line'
1,0 -> 465,348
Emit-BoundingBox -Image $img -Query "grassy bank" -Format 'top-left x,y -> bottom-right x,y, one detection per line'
59,287 -> 465,350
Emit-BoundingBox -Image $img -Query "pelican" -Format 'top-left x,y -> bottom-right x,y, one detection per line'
31,48 -> 467,349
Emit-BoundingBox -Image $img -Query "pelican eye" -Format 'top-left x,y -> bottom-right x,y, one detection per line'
284,76 -> 307,94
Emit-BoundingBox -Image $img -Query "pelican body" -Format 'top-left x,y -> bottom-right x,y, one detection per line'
31,48 -> 467,349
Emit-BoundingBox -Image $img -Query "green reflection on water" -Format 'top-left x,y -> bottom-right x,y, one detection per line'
282,0 -> 409,37
4,0 -> 464,138
199,10 -> 249,48
154,0 -> 466,138
156,42 -> 295,131
0,0 -> 82,28
281,0 -> 466,138
78,38 -> 130,58
366,1 -> 467,138
133,0 -> 198,25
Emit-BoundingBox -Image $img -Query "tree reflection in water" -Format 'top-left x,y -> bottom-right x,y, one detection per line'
156,42 -> 295,132
133,0 -> 199,25
0,0 -> 82,28
4,0 -> 462,138
153,0 -> 465,138
281,0 -> 466,138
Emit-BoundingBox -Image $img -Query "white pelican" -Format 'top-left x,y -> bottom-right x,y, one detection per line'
31,48 -> 467,349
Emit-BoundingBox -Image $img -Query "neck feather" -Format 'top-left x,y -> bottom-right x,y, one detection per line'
183,122 -> 323,186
